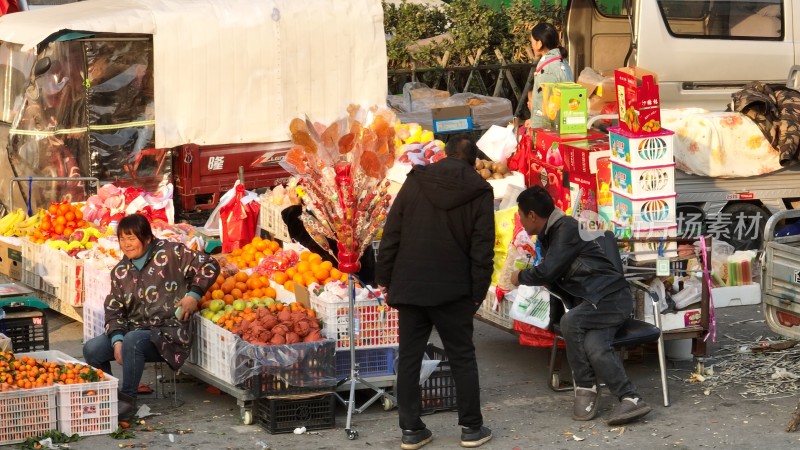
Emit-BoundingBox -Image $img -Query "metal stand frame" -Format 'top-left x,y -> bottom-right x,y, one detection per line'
335,275 -> 397,440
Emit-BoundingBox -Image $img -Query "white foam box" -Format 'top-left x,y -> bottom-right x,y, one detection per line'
609,126 -> 674,167
711,283 -> 761,308
612,221 -> 678,261
612,190 -> 677,226
611,160 -> 675,197
659,307 -> 702,331
487,172 -> 525,199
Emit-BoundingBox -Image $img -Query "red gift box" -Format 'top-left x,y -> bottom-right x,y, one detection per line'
569,171 -> 599,216
533,128 -> 606,166
614,67 -> 661,134
559,138 -> 611,176
528,157 -> 570,212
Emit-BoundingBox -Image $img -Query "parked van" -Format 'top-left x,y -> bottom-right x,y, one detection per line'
565,0 -> 800,251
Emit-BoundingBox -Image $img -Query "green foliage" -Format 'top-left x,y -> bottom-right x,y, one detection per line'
383,0 -> 563,69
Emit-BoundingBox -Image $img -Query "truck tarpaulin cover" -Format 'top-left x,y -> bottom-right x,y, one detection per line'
0,0 -> 388,149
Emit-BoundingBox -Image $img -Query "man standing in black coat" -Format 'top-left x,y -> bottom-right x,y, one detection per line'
377,134 -> 495,449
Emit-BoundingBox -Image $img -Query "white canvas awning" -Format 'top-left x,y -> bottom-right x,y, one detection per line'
0,0 -> 388,148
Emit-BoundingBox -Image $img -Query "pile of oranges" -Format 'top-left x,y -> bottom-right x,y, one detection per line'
201,270 -> 278,307
227,236 -> 282,270
0,352 -> 106,391
30,201 -> 88,244
269,251 -> 347,292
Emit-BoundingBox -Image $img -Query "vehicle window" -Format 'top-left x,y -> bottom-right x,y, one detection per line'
657,0 -> 783,39
594,0 -> 630,17
0,43 -> 36,124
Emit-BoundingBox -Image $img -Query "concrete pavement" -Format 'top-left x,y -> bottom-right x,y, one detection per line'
13,301 -> 800,449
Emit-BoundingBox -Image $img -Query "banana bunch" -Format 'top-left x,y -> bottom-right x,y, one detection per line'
0,208 -> 27,236
13,209 -> 43,237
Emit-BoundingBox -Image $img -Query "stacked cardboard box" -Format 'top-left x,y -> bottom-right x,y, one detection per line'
609,67 -> 677,261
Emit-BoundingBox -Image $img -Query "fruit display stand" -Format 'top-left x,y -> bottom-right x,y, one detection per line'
19,238 -> 83,323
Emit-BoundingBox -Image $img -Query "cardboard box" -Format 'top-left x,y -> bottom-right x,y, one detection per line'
659,307 -> 702,331
431,105 -> 472,134
609,126 -> 674,166
542,82 -> 588,134
532,128 -> 606,162
612,190 -> 677,227
559,138 -> 612,175
614,67 -> 661,135
611,221 -> 678,261
0,238 -> 21,280
528,158 -> 570,211
569,171 -> 598,216
611,160 -> 675,197
711,283 -> 760,308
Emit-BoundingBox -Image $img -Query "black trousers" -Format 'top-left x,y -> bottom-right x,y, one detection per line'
395,301 -> 483,431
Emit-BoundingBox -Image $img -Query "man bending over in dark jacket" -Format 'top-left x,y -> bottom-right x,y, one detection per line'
377,134 -> 495,449
511,186 -> 652,426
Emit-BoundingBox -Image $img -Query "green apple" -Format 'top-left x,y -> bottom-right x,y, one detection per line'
233,299 -> 246,311
224,304 -> 235,312
208,299 -> 225,313
245,301 -> 255,309
264,298 -> 275,308
211,311 -> 225,323
201,309 -> 215,320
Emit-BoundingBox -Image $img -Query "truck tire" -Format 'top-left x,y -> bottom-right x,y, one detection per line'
720,203 -> 769,251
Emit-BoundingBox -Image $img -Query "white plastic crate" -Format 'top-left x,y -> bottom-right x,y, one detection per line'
82,262 -> 111,308
36,245 -> 85,307
19,350 -> 118,437
82,299 -> 106,344
259,195 -> 291,243
21,238 -> 43,291
0,385 -> 58,446
477,288 -> 512,329
310,294 -> 399,350
190,314 -> 238,384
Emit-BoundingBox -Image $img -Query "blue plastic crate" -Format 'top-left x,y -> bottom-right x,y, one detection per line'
335,347 -> 396,379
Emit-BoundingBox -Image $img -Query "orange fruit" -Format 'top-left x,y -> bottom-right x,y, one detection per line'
271,272 -> 288,285
292,274 -> 305,286
48,204 -> 58,215
285,267 -> 297,278
221,280 -> 235,294
264,286 -> 277,299
340,273 -> 348,282
303,273 -> 317,286
231,288 -> 243,299
299,251 -> 312,262
223,294 -> 234,305
313,268 -> 330,282
330,268 -> 341,280
296,261 -> 310,273
216,275 -> 226,285
268,240 -> 281,253
234,271 -> 248,282
309,253 -> 323,264
231,248 -> 243,257
282,281 -> 294,293
320,261 -> 333,271
235,281 -> 248,292
212,289 -> 224,300
254,240 -> 268,252
251,288 -> 263,298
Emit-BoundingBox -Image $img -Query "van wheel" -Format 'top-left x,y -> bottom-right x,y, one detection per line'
720,203 -> 769,251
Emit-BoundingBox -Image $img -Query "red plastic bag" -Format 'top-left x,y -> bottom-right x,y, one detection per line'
219,182 -> 260,253
506,127 -> 533,180
513,320 -> 565,349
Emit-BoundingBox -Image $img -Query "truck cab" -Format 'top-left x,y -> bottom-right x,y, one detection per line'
567,0 -> 795,110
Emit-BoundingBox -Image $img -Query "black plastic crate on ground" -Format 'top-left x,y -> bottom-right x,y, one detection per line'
335,347 -> 396,379
420,344 -> 457,415
238,339 -> 337,397
0,307 -> 48,352
256,392 -> 336,434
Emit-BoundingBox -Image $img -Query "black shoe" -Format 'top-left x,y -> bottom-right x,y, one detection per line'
460,426 -> 492,448
118,392 -> 138,422
401,428 -> 433,450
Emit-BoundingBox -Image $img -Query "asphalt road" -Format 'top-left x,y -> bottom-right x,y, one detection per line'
15,299 -> 791,450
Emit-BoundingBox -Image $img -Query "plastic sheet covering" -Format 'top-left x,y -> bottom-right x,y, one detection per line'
393,85 -> 513,132
7,40 -> 88,210
232,338 -> 337,388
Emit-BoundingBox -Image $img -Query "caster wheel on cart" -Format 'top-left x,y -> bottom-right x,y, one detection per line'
551,373 -> 560,389
241,409 -> 253,425
346,429 -> 359,440
383,397 -> 394,411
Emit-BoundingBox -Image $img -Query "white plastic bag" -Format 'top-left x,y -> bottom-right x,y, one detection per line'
509,284 -> 551,329
476,124 -> 518,163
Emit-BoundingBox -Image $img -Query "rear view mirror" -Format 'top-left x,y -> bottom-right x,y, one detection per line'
33,57 -> 51,77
